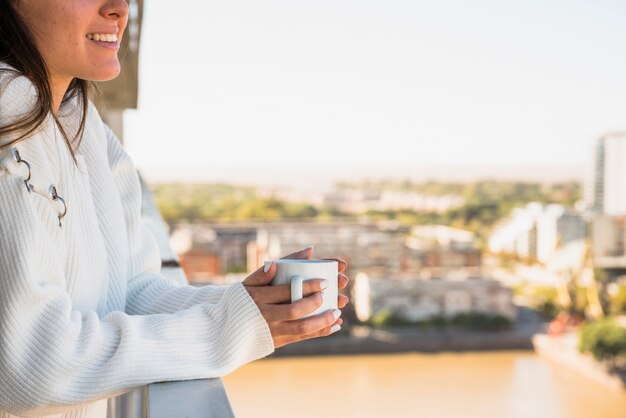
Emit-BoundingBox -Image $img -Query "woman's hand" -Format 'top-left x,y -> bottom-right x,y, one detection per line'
242,246 -> 349,348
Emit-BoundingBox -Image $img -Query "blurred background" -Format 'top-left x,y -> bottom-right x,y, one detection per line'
102,1 -> 626,417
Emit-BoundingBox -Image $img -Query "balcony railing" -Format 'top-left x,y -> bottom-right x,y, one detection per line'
106,176 -> 235,418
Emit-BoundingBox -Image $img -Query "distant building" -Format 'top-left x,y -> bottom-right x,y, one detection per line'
170,220 -> 415,283
405,225 -> 482,278
590,215 -> 626,279
488,203 -> 586,264
586,133 -> 626,216
584,133 -> 626,275
557,212 -> 588,246
590,216 -> 625,258
249,221 -> 411,275
353,273 -> 516,323
172,220 -> 486,284
170,223 -> 256,281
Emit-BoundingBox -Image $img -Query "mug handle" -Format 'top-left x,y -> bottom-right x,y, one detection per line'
290,275 -> 305,303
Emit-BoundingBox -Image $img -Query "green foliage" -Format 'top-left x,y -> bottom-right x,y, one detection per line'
579,319 -> 626,362
353,180 -> 581,245
537,301 -> 558,320
224,263 -> 248,274
368,310 -> 511,331
151,180 -> 581,238
430,315 -> 448,328
448,313 -> 511,331
609,285 -> 626,315
515,285 -> 560,319
336,179 -> 580,205
497,252 -> 519,270
532,286 -> 558,304
151,183 -> 331,222
370,309 -> 414,327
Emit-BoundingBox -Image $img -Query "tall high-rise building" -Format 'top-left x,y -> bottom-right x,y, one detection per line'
587,133 -> 626,216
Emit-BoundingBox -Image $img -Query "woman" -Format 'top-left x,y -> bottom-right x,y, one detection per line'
0,1 -> 349,417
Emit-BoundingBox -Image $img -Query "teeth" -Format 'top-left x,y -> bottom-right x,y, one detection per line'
86,33 -> 118,43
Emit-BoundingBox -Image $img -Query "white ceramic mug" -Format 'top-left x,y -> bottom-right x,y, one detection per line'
271,259 -> 338,318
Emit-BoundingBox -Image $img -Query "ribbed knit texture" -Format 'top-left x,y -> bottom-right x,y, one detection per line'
0,68 -> 275,418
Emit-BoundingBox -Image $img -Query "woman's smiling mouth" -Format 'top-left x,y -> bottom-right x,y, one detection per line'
86,33 -> 118,42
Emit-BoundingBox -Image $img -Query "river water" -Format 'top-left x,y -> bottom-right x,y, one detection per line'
223,351 -> 626,418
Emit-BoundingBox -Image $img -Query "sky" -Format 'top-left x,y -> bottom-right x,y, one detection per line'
123,0 -> 626,186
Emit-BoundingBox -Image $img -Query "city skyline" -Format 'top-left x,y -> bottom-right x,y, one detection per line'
124,0 -> 626,184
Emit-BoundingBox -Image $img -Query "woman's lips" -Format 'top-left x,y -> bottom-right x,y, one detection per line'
88,38 -> 120,49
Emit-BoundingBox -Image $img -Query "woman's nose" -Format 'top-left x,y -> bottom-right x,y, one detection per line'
101,0 -> 129,20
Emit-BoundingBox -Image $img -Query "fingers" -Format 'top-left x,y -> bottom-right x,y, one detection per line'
274,316 -> 344,347
245,264 -> 348,292
247,279 -> 328,304
338,273 -> 348,290
243,261 -> 275,286
301,279 -> 329,297
275,307 -> 342,336
338,294 -> 349,309
264,292 -> 324,322
321,257 -> 348,273
280,246 -> 314,260
243,245 -> 318,287
257,291 -> 349,321
271,314 -> 344,348
294,317 -> 343,343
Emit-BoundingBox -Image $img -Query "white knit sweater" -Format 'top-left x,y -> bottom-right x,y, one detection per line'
0,69 -> 275,418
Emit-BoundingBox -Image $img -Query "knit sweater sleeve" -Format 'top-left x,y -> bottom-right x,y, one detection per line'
0,171 -> 274,417
0,80 -> 274,415
103,123 -> 230,314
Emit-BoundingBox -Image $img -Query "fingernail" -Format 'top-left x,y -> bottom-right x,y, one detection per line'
330,324 -> 341,333
263,261 -> 272,274
320,279 -> 329,290
332,309 -> 341,320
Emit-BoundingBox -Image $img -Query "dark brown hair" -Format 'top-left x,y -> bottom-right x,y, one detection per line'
0,0 -> 92,162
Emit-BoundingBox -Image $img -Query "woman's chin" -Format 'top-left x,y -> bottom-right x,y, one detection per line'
83,65 -> 121,82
